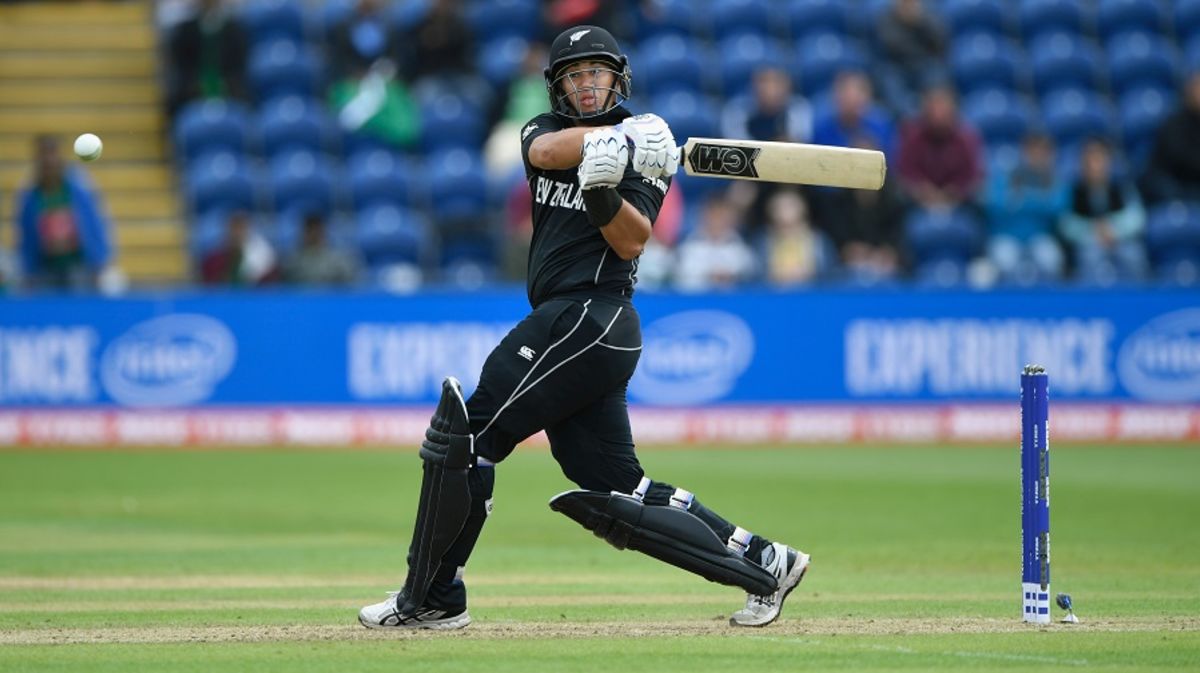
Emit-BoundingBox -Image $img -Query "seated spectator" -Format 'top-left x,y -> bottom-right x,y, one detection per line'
165,0 -> 247,118
405,0 -> 475,82
1141,71 -> 1200,205
1061,139 -> 1148,282
761,189 -> 829,286
984,131 -> 1067,283
200,211 -> 279,287
721,66 -> 812,144
811,70 -> 896,161
329,0 -> 402,80
876,0 -> 947,117
813,145 -> 907,280
897,83 -> 984,211
15,135 -> 114,291
283,213 -> 360,286
674,196 -> 757,291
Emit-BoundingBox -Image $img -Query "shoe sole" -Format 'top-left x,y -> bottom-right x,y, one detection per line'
730,554 -> 811,628
358,612 -> 472,630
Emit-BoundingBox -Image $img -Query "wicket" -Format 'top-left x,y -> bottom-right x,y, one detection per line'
1021,364 -> 1051,624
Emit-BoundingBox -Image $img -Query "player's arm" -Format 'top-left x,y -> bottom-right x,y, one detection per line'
528,127 -> 595,170
596,200 -> 651,260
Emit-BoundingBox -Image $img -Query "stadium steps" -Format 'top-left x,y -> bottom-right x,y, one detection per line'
0,0 -> 187,285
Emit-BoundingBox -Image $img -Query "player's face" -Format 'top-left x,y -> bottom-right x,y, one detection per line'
559,60 -> 617,115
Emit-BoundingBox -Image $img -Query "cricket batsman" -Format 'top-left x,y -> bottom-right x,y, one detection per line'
359,25 -> 809,630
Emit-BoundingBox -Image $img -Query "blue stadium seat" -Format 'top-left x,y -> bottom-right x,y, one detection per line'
1119,86 -> 1175,168
1177,0 -> 1200,43
1029,32 -> 1103,95
793,33 -> 868,98
387,0 -> 432,32
638,35 -> 711,96
914,259 -> 970,288
347,150 -> 424,211
465,0 -> 540,41
420,94 -> 487,153
652,91 -> 721,143
708,0 -> 773,41
1146,201 -> 1200,266
786,0 -> 849,40
1096,0 -> 1166,41
317,0 -> 354,38
718,33 -> 787,98
951,33 -> 1026,96
247,40 -> 320,101
1042,89 -> 1116,148
962,88 -> 1037,145
904,207 -> 983,266
1018,0 -> 1090,42
944,0 -> 1011,37
476,37 -> 529,91
185,152 -> 259,217
985,142 -> 1022,176
356,204 -> 432,267
428,149 -> 487,221
175,99 -> 253,163
268,150 -> 338,217
258,96 -> 335,158
635,0 -> 700,41
190,211 -> 229,258
240,0 -> 307,45
1106,32 -> 1180,97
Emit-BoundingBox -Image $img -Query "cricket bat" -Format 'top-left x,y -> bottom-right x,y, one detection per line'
679,138 -> 886,190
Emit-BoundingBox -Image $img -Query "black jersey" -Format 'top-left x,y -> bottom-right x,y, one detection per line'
519,108 -> 671,308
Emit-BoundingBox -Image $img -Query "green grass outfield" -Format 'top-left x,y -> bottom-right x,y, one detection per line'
1,444 -> 1197,672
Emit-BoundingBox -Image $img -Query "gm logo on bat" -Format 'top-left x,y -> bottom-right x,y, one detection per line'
686,143 -> 761,178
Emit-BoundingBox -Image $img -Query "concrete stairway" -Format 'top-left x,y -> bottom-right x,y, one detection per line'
0,0 -> 188,286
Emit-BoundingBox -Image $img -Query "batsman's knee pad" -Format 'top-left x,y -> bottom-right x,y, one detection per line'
549,490 -> 778,596
402,377 -> 476,615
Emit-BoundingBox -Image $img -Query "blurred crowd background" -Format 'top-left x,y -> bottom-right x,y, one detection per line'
5,0 -> 1200,294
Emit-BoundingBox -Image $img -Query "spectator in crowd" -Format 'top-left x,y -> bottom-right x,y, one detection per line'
283,213 -> 361,286
813,143 -> 907,281
485,43 -> 551,176
721,66 -> 812,144
200,211 -> 279,287
165,0 -> 248,118
406,0 -> 475,81
15,135 -> 114,291
1141,71 -> 1200,205
983,131 -> 1066,283
329,1 -> 421,151
761,189 -> 829,286
897,83 -> 984,212
811,70 -> 896,160
674,195 -> 757,291
876,0 -> 947,116
1061,139 -> 1148,282
546,0 -> 627,41
328,0 -> 402,81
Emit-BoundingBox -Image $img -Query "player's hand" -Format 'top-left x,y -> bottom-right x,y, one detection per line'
617,113 -> 680,179
578,128 -> 629,190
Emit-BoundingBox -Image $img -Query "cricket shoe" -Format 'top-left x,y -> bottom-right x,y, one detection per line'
729,543 -> 810,627
358,590 -> 471,630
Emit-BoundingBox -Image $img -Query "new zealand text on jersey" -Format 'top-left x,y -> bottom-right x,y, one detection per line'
533,175 -> 586,212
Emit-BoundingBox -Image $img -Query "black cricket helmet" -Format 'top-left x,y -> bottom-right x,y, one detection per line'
544,25 -> 632,120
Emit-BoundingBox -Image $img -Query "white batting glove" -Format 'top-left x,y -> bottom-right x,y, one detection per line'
617,113 -> 681,179
578,128 -> 629,190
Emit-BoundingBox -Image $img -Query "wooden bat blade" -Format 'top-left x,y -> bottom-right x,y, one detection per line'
680,138 -> 886,190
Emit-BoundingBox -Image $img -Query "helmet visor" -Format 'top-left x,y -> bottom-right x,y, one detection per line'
549,61 -> 629,120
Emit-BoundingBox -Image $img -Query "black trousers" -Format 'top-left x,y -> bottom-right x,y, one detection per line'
469,297 -> 644,493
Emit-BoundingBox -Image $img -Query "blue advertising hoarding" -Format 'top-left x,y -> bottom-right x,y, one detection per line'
0,287 -> 1197,408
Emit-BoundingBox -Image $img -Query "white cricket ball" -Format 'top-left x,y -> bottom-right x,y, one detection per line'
74,133 -> 103,162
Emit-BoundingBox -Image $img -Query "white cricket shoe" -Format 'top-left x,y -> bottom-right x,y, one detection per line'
730,543 -> 810,627
358,591 -> 471,630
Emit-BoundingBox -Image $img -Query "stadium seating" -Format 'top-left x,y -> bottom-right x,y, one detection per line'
259,96 -> 336,158
1029,32 -> 1104,95
904,207 -> 984,267
1146,200 -> 1200,265
962,88 -> 1037,146
792,33 -> 868,97
241,0 -> 307,46
420,94 -> 487,153
1105,32 -> 1180,97
708,0 -> 774,41
356,204 -> 433,267
717,33 -> 787,97
652,91 -> 721,143
1177,0 -> 1200,43
247,40 -> 321,101
944,0 -> 1011,37
268,150 -> 339,217
175,99 -> 254,162
951,33 -> 1026,96
1018,0 -> 1091,42
465,0 -> 541,42
786,0 -> 849,40
476,36 -> 530,91
428,149 -> 488,222
347,150 -> 424,211
638,35 -> 711,96
1119,86 -> 1175,167
634,0 -> 699,41
1097,0 -> 1168,42
185,152 -> 260,217
1042,88 -> 1116,148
